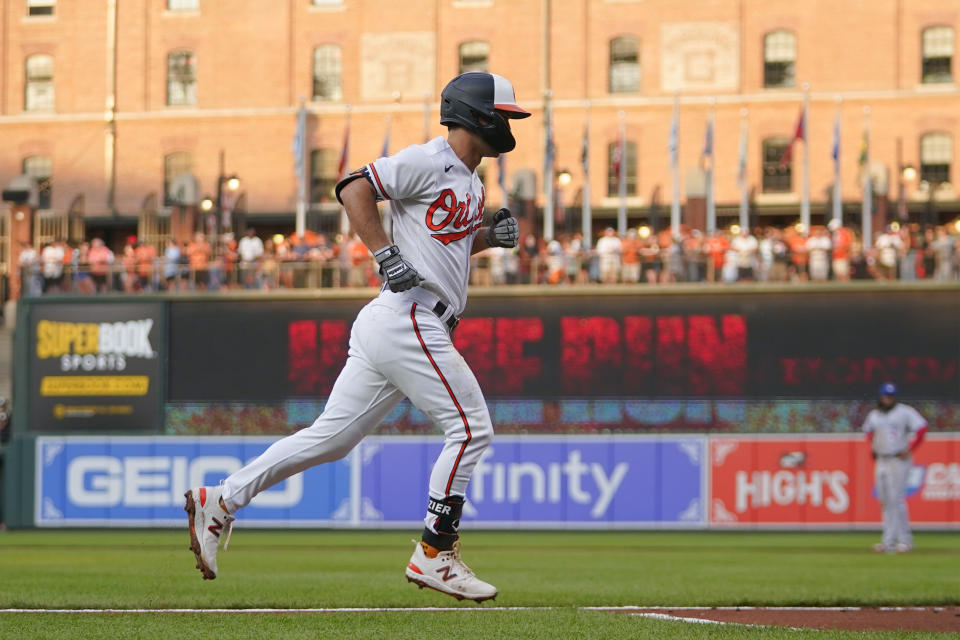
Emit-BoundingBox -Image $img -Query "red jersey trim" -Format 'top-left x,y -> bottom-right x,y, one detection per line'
410,303 -> 471,497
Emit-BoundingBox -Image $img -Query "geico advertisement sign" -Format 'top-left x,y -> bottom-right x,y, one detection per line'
66,455 -> 301,508
36,319 -> 155,372
36,438 -> 350,525
710,436 -> 960,525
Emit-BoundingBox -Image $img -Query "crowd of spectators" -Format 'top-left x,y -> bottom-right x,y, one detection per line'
17,220 -> 960,296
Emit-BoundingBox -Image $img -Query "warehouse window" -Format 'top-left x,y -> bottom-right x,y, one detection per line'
763,30 -> 796,88
23,156 -> 52,209
922,26 -> 954,84
167,0 -> 198,10
25,54 -> 55,111
164,152 -> 193,206
459,41 -> 489,74
762,137 -> 791,192
920,133 -> 952,185
310,148 -> 338,203
609,36 -> 640,93
607,141 -> 637,196
313,45 -> 343,101
167,51 -> 197,106
26,0 -> 55,16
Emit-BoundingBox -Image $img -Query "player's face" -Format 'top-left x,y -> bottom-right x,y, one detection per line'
879,395 -> 896,409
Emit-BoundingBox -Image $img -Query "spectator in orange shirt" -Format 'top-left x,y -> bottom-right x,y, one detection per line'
135,240 -> 158,291
88,237 -> 114,292
620,228 -> 642,283
703,231 -> 728,283
785,227 -> 809,281
187,232 -> 213,290
829,219 -> 853,281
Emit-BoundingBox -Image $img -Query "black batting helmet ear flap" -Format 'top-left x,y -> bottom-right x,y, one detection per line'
440,73 -> 530,153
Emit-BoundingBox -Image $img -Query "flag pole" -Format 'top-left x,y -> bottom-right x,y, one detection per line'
670,93 -> 680,239
738,108 -> 749,232
543,90 -> 555,242
617,110 -> 627,236
862,106 -> 873,249
801,82 -> 811,234
422,93 -> 431,143
339,105 -> 351,236
705,99 -> 716,235
832,95 -> 843,225
381,114 -> 392,240
294,99 -> 308,238
581,103 -> 592,250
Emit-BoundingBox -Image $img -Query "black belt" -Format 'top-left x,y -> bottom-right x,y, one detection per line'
432,301 -> 460,331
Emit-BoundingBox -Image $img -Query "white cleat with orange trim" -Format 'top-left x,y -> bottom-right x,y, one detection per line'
405,540 -> 498,602
184,486 -> 235,580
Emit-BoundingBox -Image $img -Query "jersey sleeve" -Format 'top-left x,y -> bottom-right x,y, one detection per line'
861,411 -> 875,434
905,406 -> 928,433
365,145 -> 436,203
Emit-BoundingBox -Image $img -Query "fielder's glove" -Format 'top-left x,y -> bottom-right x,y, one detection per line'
485,208 -> 519,248
374,245 -> 424,292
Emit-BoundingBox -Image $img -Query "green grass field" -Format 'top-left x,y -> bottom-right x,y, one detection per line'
1,530 -> 957,639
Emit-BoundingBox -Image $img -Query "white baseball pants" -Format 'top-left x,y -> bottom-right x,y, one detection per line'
221,294 -> 493,532
874,455 -> 913,548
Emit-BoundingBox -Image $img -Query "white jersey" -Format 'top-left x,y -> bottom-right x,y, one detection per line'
363,137 -> 485,315
862,403 -> 927,456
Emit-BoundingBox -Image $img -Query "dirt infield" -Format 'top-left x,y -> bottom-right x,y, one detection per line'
613,607 -> 960,632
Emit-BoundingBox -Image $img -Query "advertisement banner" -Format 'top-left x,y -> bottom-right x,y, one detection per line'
34,435 -> 705,528
35,437 -> 351,526
710,435 -> 960,527
360,436 -> 705,527
30,302 -> 164,432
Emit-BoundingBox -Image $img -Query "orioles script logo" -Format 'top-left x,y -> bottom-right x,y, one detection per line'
426,188 -> 485,245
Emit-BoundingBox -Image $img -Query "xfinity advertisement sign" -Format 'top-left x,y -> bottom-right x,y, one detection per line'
35,436 -> 705,528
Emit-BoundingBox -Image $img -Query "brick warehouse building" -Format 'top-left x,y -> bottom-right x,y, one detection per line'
0,0 -> 958,259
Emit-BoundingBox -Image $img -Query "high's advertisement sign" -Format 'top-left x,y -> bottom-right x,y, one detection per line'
710,435 -> 960,526
29,303 -> 164,432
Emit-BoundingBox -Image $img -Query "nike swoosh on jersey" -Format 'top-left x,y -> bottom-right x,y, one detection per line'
444,164 -> 454,173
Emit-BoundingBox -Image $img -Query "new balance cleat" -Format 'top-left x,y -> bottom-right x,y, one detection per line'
405,540 -> 498,603
184,486 -> 235,580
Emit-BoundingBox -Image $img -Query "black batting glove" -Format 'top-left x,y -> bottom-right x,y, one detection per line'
374,245 -> 424,292
485,208 -> 519,248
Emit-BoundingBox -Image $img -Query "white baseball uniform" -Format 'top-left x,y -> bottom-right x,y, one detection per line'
222,137 -> 492,534
862,403 -> 927,549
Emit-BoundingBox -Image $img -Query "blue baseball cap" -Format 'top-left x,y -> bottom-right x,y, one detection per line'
878,382 -> 898,396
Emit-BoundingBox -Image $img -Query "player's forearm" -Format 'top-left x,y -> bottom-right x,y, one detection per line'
472,230 -> 492,255
340,180 -> 391,253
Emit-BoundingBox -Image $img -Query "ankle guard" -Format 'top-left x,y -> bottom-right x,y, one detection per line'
421,495 -> 464,551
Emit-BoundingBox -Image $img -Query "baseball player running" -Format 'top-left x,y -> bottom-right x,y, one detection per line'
184,72 -> 529,602
862,382 -> 928,553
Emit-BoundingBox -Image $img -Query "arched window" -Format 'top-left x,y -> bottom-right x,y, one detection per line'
762,137 -> 791,192
920,133 -> 952,185
607,141 -> 637,196
167,51 -> 197,106
164,152 -> 193,205
609,36 -> 640,93
313,45 -> 343,101
459,41 -> 489,74
922,26 -> 954,83
310,148 -> 339,203
23,156 -> 52,209
763,30 -> 796,88
25,54 -> 55,111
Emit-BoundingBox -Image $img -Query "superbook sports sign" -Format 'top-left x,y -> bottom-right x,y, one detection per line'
29,303 -> 164,432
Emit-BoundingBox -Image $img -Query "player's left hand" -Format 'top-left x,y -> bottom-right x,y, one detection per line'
485,208 -> 519,248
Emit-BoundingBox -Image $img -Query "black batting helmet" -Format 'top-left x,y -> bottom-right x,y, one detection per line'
440,72 -> 531,153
